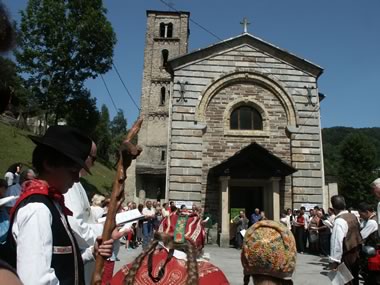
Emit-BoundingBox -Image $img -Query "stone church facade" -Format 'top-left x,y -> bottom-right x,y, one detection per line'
127,10 -> 325,246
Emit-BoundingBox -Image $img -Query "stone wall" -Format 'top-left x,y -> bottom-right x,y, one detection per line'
201,82 -> 291,211
168,43 -> 324,216
134,11 -> 189,199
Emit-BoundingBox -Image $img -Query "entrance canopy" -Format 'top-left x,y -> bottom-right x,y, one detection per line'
211,143 -> 297,178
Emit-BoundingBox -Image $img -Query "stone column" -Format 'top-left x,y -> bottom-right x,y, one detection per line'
328,183 -> 338,207
323,185 -> 329,210
264,183 -> 272,219
124,160 -> 137,202
219,176 -> 230,247
270,177 -> 280,222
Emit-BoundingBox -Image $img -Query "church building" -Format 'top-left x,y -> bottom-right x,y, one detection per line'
128,10 -> 325,246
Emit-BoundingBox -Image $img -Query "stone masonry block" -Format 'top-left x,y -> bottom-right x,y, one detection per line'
293,162 -> 321,170
170,175 -> 202,183
169,182 -> 202,192
293,194 -> 323,204
293,187 -> 322,195
293,177 -> 322,187
168,191 -> 202,202
171,113 -> 196,121
171,136 -> 203,144
172,121 -> 206,130
170,167 -> 203,176
170,158 -> 202,168
171,143 -> 202,151
171,151 -> 202,159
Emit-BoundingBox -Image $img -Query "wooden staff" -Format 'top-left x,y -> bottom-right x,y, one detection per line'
91,118 -> 143,285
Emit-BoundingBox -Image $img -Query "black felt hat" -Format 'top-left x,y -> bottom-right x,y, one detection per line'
29,125 -> 92,174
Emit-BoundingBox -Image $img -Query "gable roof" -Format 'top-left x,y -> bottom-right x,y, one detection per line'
211,142 -> 297,178
167,33 -> 323,78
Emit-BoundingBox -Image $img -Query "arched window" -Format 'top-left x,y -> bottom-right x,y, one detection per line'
162,49 -> 169,67
167,23 -> 173,38
159,23 -> 165,37
160,87 -> 166,105
230,106 -> 263,130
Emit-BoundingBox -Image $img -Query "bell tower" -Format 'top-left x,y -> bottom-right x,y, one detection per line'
136,10 -> 190,199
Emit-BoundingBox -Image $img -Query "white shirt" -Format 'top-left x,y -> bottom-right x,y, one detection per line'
303,214 -> 309,229
90,206 -> 104,221
64,182 -> 103,285
280,217 -> 288,227
162,208 -> 170,218
328,214 -> 336,228
4,172 -> 14,186
330,210 -> 349,263
12,201 -> 94,285
361,218 -> 378,240
4,183 -> 21,207
142,207 -> 156,223
64,182 -> 103,248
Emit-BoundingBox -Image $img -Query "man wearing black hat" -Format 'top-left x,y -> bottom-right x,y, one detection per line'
9,126 -> 113,285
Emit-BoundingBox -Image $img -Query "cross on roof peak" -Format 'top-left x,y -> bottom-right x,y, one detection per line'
240,17 -> 250,34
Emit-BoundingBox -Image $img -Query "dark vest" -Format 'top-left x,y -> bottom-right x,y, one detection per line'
10,194 -> 85,285
364,214 -> 380,249
338,213 -> 362,256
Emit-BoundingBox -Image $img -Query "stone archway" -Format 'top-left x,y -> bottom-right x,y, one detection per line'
195,71 -> 298,128
211,143 -> 297,247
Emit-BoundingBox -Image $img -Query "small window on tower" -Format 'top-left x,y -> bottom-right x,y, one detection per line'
162,49 -> 169,67
159,23 -> 165,37
161,150 -> 166,161
160,87 -> 166,105
167,23 -> 173,38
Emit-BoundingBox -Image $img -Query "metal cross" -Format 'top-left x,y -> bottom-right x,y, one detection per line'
304,86 -> 317,107
240,17 -> 250,34
176,81 -> 188,103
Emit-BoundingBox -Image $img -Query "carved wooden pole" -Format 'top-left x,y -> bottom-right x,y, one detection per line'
91,118 -> 143,285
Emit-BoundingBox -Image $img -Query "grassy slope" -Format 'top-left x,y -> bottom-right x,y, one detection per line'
0,121 -> 114,195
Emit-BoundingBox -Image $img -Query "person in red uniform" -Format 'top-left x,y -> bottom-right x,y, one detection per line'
110,208 -> 229,285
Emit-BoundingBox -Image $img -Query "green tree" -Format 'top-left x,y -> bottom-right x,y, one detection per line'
338,133 -> 378,206
94,104 -> 111,162
65,89 -> 100,136
0,56 -> 36,124
110,109 -> 127,137
108,109 -> 127,163
15,0 -> 116,125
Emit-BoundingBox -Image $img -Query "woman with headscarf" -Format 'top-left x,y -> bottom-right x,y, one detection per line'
110,207 -> 229,285
241,220 -> 297,285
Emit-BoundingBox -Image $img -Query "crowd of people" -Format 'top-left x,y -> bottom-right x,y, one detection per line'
0,125 -> 218,285
0,3 -> 305,285
2,128 -> 379,284
0,126 -> 379,285
0,123 -> 300,285
230,192 -> 380,285
279,206 -> 334,257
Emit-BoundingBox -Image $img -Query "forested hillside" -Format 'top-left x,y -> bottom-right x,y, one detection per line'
322,127 -> 380,182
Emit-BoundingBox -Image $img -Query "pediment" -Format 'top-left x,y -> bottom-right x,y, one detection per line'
167,33 -> 323,78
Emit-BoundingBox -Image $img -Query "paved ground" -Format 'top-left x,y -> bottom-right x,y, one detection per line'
115,244 -> 331,284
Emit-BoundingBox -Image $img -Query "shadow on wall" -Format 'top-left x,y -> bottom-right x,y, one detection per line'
204,171 -> 221,245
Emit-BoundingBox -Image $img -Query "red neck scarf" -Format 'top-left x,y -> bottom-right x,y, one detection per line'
10,179 -> 73,218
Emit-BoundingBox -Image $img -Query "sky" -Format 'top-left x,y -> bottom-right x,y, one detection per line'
4,0 -> 380,128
